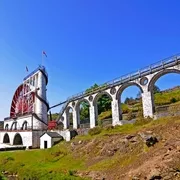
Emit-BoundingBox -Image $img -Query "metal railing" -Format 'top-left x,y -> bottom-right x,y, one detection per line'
56,54 -> 180,120
23,65 -> 48,81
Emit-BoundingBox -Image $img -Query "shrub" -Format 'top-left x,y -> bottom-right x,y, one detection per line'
88,127 -> 102,136
68,170 -> 76,176
170,97 -> 177,103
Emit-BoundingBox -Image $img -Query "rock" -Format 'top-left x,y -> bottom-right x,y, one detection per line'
148,169 -> 162,180
163,175 -> 172,180
146,136 -> 158,147
107,150 -> 114,156
71,142 -> 75,148
146,130 -> 153,134
149,175 -> 162,180
78,140 -> 82,144
132,176 -> 140,180
129,136 -> 138,143
138,132 -> 158,147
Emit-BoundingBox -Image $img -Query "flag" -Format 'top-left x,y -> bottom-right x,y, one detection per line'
42,51 -> 47,57
26,66 -> 28,72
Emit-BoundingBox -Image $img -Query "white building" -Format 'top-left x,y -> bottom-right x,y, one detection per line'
0,66 -> 49,148
40,132 -> 63,149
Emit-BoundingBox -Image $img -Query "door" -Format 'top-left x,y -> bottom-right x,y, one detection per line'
44,141 -> 47,149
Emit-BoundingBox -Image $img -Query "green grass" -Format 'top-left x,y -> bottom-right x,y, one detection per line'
0,143 -> 86,180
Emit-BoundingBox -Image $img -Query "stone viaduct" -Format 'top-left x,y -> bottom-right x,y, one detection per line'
57,55 -> 180,129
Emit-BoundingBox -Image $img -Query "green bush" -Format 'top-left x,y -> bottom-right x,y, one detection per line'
68,170 -> 76,176
170,97 -> 177,103
88,127 -> 102,136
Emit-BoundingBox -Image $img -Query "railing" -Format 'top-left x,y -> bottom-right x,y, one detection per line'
68,54 -> 180,101
56,54 -> 180,120
23,65 -> 48,81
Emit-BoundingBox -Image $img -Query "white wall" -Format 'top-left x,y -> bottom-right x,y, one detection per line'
54,130 -> 71,141
0,131 -> 32,147
3,114 -> 47,130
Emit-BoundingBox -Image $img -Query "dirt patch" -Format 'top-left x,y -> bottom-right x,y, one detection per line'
74,120 -> 180,180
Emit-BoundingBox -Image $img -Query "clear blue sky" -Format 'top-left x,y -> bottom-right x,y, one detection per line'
0,0 -> 180,119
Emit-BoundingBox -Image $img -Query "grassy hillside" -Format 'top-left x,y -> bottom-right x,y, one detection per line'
154,89 -> 180,105
0,116 -> 180,179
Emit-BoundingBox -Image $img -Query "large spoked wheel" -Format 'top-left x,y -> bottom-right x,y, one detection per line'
10,84 -> 35,118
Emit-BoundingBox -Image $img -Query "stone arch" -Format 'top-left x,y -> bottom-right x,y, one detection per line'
11,121 -> 17,130
75,99 -> 91,127
116,82 -> 144,120
13,133 -> 23,145
93,91 -> 113,106
5,124 -> 9,130
116,82 -> 143,100
3,133 -> 10,143
148,69 -> 180,91
22,121 -> 28,130
75,99 -> 90,110
93,91 -> 113,125
147,68 -> 180,114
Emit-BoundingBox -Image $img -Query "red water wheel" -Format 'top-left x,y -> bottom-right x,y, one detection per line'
10,84 -> 35,118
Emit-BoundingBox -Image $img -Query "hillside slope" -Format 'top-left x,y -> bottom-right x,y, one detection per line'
0,117 -> 180,179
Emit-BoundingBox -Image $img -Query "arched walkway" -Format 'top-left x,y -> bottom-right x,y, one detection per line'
116,83 -> 144,120
75,99 -> 90,128
3,133 -> 10,143
13,133 -> 23,145
148,69 -> 180,114
116,82 -> 143,100
93,91 -> 113,126
148,69 -> 180,91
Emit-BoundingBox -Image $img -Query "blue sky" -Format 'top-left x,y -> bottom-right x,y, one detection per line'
0,0 -> 180,119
